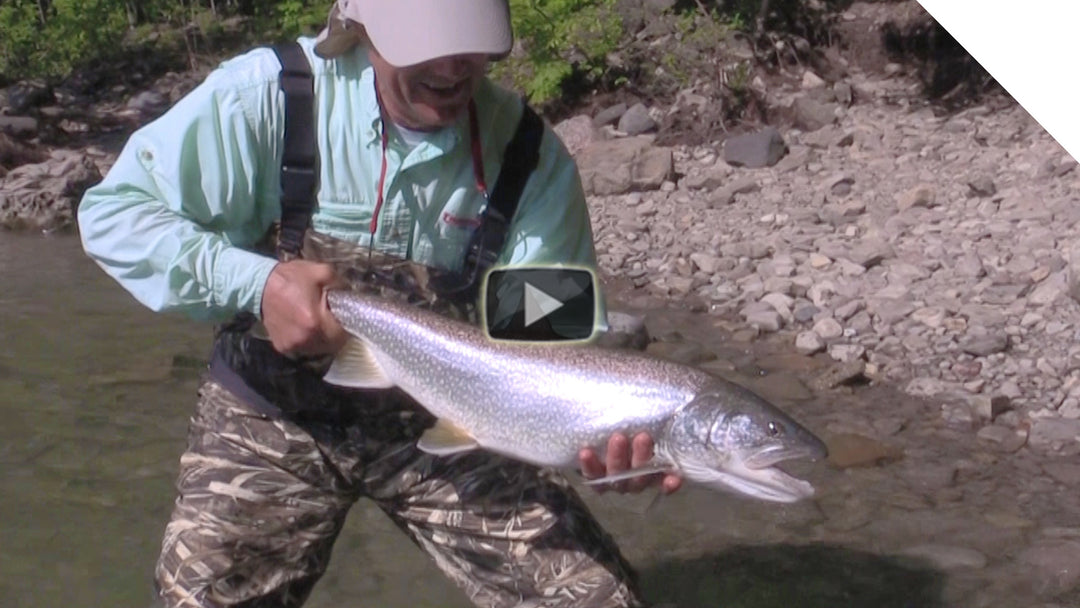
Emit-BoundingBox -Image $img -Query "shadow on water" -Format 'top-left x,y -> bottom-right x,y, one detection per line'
639,543 -> 946,608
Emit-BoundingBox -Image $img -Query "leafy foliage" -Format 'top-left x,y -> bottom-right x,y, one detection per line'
0,0 -> 832,113
0,0 -> 332,82
492,0 -> 623,104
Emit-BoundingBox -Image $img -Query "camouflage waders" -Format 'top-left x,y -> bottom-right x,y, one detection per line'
154,231 -> 645,608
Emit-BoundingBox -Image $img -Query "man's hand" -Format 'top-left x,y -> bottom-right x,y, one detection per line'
579,432 -> 682,495
261,260 -> 348,356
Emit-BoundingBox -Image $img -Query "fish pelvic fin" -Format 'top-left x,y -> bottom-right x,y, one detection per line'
323,337 -> 395,389
417,419 -> 480,456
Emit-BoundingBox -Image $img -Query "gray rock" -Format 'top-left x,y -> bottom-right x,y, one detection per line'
967,176 -> 997,197
577,137 -> 672,195
900,545 -> 987,570
617,102 -> 657,135
1029,418 -> 1080,453
741,302 -> 784,332
828,343 -> 865,363
723,127 -> 787,168
812,317 -> 844,339
680,162 -> 733,190
645,340 -> 716,365
1018,540 -> 1080,595
2,80 -> 54,114
959,333 -> 1009,356
975,424 -> 1028,453
0,152 -> 101,231
126,90 -> 169,117
896,185 -> 937,211
553,115 -> 600,157
793,301 -> 819,323
592,102 -> 627,127
0,115 -> 38,138
1043,462 -> 1080,486
791,96 -> 839,132
811,360 -> 867,390
708,177 -> 760,206
795,330 -> 825,355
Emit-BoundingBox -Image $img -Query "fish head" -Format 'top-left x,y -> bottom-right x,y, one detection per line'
662,382 -> 827,503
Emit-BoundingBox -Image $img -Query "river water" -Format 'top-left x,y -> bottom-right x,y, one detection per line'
2,233 -> 1077,608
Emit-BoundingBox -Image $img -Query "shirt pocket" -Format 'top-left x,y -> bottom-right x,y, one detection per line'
430,209 -> 482,270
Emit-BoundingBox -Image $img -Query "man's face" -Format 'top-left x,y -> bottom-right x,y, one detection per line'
369,46 -> 489,131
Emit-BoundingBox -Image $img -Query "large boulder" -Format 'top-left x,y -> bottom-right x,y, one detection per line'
0,151 -> 101,232
576,136 -> 673,195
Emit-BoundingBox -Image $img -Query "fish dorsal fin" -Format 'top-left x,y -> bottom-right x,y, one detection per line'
417,419 -> 480,455
323,337 -> 395,389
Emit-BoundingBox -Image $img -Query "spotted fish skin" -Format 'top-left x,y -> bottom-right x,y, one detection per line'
326,289 -> 827,502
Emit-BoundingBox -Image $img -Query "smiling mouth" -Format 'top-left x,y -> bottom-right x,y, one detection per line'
422,80 -> 470,100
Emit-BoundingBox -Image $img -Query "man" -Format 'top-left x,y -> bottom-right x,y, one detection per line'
79,1 -> 680,606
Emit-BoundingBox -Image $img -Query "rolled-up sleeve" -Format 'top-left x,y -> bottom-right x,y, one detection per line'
78,50 -> 283,321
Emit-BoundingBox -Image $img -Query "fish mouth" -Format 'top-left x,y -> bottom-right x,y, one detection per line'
677,440 -> 824,503
742,441 -> 828,470
680,458 -> 815,503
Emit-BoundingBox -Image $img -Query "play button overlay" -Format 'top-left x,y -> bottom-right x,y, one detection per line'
524,283 -> 565,327
483,266 -> 597,342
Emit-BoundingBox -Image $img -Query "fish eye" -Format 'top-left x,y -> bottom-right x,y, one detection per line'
767,421 -> 784,437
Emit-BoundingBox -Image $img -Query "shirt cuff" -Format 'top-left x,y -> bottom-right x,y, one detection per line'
213,246 -> 279,316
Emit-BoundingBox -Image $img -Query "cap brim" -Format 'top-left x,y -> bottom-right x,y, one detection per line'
313,5 -> 368,59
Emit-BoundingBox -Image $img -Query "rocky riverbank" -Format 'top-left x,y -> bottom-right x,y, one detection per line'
553,2 -> 1080,460
3,0 -> 1079,461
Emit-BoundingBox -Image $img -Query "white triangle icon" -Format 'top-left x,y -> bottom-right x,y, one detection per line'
524,282 -> 565,327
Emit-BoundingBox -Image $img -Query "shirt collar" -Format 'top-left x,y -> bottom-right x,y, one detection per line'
358,63 -> 465,157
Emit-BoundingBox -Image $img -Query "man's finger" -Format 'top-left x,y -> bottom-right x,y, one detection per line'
661,474 -> 683,495
630,433 -> 654,468
578,448 -> 608,494
605,433 -> 631,493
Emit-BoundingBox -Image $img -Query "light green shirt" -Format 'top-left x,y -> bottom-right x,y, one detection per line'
78,37 -> 601,323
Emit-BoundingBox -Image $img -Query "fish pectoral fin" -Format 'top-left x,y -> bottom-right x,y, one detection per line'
581,464 -> 671,486
417,419 -> 480,455
323,337 -> 395,389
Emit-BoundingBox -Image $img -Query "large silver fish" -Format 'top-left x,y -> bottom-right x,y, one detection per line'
324,289 -> 827,503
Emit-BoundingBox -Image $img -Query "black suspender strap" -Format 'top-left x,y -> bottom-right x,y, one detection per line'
271,42 -> 316,256
451,103 -> 545,300
490,103 -> 544,223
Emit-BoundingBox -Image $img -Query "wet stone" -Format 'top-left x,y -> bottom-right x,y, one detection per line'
810,360 -> 867,391
901,544 -> 988,570
646,340 -> 717,365
1018,540 -> 1080,596
825,433 -> 904,468
1042,462 -> 1080,486
744,371 -> 813,403
795,330 -> 825,355
976,424 -> 1028,453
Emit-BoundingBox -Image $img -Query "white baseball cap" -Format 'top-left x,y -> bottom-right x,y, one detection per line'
314,0 -> 513,66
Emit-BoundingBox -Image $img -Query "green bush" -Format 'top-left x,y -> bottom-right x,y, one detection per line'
0,0 -> 331,82
493,0 -> 623,104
